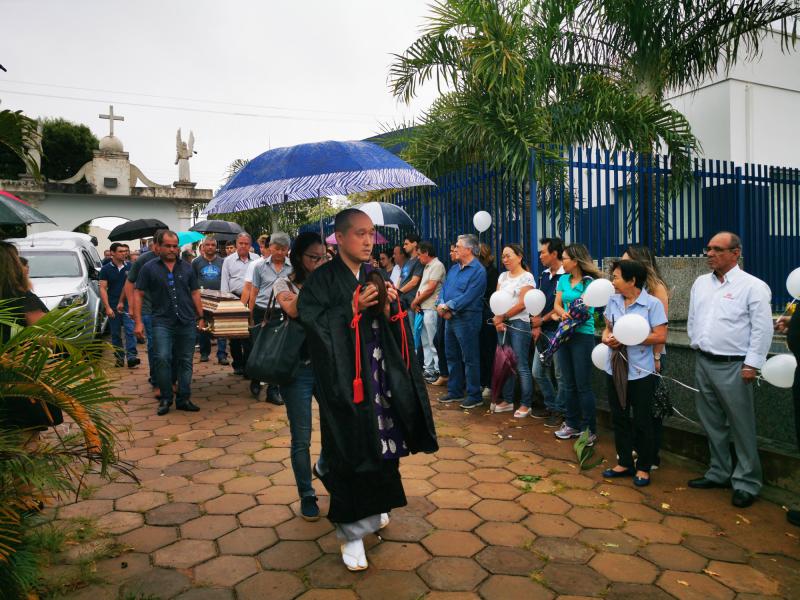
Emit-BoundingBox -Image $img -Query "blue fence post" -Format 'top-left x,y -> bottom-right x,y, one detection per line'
735,165 -> 746,245
529,148 -> 539,277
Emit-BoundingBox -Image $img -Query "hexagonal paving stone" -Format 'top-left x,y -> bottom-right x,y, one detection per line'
367,542 -> 430,571
379,515 -> 432,542
639,543 -> 708,572
605,582 -> 675,600
429,473 -> 476,489
195,555 -> 259,588
259,540 -> 322,570
661,516 -> 717,536
517,492 -> 571,514
523,514 -> 581,538
118,525 -> 178,553
257,485 -> 301,504
239,504 -> 294,527
427,489 -> 480,509
397,495 -> 437,516
193,468 -> 239,484
205,493 -> 257,515
551,473 -> 596,490
479,575 -> 554,600
418,557 -> 488,591
95,510 -> 144,535
95,551 -> 152,582
589,553 -> 659,584
295,592 -> 357,600
567,507 -> 624,529
218,526 -> 278,555
183,447 -> 226,461
470,482 -> 521,500
683,535 -> 749,563
304,554 -> 365,588
404,478 -> 436,496
174,589 -> 235,600
145,502 -> 200,525
153,539 -> 216,569
475,546 -> 544,576
532,537 -> 595,564
115,490 -> 168,512
471,499 -> 526,522
474,522 -> 535,547
610,501 -> 663,523
469,454 -> 510,469
275,516 -> 333,541
92,482 -> 139,500
471,468 -> 514,483
624,521 -> 683,545
421,531 -> 485,557
354,571 -> 429,600
181,515 -> 238,540
236,571 -> 306,600
541,563 -> 610,596
142,475 -> 190,492
704,560 -> 781,595
576,528 -> 641,555
557,489 -> 608,507
164,460 -> 211,477
58,499 -> 114,520
435,447 -> 473,460
401,464 -> 437,479
466,443 -> 503,455
171,484 -> 224,503
426,509 -> 482,532
656,570 -> 735,600
120,568 -> 191,599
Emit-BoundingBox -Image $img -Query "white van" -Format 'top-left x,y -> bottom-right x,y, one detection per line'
9,231 -> 105,334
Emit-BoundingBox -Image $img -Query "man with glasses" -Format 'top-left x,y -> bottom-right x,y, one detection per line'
134,230 -> 206,416
687,231 -> 773,508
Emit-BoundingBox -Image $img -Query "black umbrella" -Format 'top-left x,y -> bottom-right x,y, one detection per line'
0,190 -> 56,226
189,219 -> 244,235
352,201 -> 415,229
108,218 -> 168,241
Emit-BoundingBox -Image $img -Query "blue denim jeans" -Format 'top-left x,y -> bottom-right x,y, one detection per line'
281,363 -> 316,499
109,311 -> 137,361
497,320 -> 533,407
142,313 -> 155,381
558,332 -> 597,433
198,330 -> 227,360
532,332 -> 564,413
445,313 -> 482,401
152,321 -> 196,406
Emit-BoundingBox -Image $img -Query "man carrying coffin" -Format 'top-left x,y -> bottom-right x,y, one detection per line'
297,208 -> 438,572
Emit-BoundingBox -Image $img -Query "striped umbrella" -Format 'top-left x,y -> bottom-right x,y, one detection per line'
0,189 -> 56,226
352,202 -> 415,229
205,140 -> 434,215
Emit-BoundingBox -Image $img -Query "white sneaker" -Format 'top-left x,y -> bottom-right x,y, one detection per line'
481,387 -> 492,400
340,538 -> 368,571
379,513 -> 390,529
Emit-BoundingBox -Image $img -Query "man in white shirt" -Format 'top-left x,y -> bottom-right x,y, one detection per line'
221,232 -> 259,376
411,241 -> 446,383
241,233 -> 271,309
687,231 -> 773,508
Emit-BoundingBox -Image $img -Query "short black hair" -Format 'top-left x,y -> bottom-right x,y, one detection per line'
539,237 -> 564,259
155,229 -> 177,245
393,244 -> 408,258
110,242 -> 125,252
404,233 -> 421,245
335,208 -> 368,234
611,259 -> 648,289
418,241 -> 436,257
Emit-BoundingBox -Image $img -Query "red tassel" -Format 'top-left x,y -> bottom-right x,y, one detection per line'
351,285 -> 364,404
390,308 -> 411,370
352,377 -> 364,404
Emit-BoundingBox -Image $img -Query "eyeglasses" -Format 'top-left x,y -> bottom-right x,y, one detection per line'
304,253 -> 325,263
703,246 -> 739,253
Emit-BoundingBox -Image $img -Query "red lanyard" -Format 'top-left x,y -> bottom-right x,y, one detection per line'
351,285 -> 364,404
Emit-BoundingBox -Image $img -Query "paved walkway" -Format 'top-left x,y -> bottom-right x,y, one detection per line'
50,353 -> 800,600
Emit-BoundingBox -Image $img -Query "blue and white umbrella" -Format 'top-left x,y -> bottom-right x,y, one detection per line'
205,140 -> 434,214
352,202 -> 415,229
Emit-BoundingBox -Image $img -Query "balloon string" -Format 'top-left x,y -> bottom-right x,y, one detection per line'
775,298 -> 796,323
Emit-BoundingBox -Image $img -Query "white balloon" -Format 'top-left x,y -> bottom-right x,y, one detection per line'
489,291 -> 515,316
524,289 -> 547,316
787,268 -> 800,300
473,211 -> 492,233
613,314 -> 650,346
761,354 -> 797,388
583,278 -> 615,308
591,343 -> 610,371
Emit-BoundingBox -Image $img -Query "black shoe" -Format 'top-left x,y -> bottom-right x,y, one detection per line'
115,358 -> 125,367
300,496 -> 320,521
688,477 -> 731,489
176,401 -> 200,412
199,354 -> 209,362
250,381 -> 262,398
127,357 -> 140,368
233,367 -> 244,376
788,509 -> 800,527
544,413 -> 563,428
732,489 -> 756,508
218,357 -> 230,366
157,401 -> 171,416
530,406 -> 550,419
266,392 -> 285,406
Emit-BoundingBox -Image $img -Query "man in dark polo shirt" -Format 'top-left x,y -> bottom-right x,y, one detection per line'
134,230 -> 206,416
192,236 -> 228,364
100,242 -> 139,368
126,236 -> 161,385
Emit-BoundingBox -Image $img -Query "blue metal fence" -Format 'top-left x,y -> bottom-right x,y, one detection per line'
389,147 -> 800,310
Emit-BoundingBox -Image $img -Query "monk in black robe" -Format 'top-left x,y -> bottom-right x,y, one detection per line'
297,208 -> 438,570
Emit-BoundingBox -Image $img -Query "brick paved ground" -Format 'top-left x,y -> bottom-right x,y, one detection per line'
48,354 -> 800,599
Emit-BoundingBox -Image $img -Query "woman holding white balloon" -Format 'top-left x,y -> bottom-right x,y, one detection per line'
601,260 -> 668,487
491,244 -> 536,416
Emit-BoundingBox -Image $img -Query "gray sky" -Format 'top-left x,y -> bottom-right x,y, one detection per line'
1,0 -> 441,194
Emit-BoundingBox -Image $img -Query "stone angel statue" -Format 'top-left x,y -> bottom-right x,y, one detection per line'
175,128 -> 196,183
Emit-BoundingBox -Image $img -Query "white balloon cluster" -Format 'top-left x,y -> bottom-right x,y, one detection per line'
761,354 -> 797,388
489,288 -> 548,317
583,278 -> 614,308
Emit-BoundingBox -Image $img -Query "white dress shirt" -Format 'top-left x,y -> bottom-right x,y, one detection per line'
687,265 -> 773,368
220,252 -> 259,296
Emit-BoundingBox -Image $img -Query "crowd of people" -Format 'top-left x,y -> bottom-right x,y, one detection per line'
3,210 -> 800,573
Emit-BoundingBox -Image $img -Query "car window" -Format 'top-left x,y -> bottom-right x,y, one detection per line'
21,251 -> 82,278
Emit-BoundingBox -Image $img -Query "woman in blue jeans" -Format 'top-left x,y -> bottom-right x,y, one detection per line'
551,244 -> 604,444
274,232 -> 327,521
492,244 -> 535,417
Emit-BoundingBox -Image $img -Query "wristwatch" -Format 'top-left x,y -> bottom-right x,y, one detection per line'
654,353 -> 662,360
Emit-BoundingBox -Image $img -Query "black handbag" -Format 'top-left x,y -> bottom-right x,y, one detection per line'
245,286 -> 306,385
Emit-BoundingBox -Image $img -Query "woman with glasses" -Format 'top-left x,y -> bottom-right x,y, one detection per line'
273,232 -> 327,521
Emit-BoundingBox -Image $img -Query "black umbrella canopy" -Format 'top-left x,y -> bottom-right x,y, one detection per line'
0,190 -> 57,226
108,218 -> 168,242
189,219 -> 244,235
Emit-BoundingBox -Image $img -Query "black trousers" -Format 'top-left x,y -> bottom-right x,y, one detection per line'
230,338 -> 251,370
435,315 -> 448,378
479,309 -> 496,388
608,374 -> 656,472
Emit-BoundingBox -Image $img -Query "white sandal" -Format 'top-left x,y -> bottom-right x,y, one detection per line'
379,512 -> 390,529
494,402 -> 514,413
340,538 -> 368,571
514,407 -> 531,418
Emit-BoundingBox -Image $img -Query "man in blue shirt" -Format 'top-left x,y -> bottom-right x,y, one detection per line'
192,236 -> 228,364
100,242 -> 139,368
437,234 -> 487,409
134,230 -> 206,416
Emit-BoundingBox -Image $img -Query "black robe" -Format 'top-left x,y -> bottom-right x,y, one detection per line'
297,255 -> 438,523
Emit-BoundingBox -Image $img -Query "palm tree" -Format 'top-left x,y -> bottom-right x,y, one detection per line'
0,108 -> 41,181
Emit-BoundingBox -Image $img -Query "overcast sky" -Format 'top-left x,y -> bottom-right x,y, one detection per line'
1,0 -> 442,195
